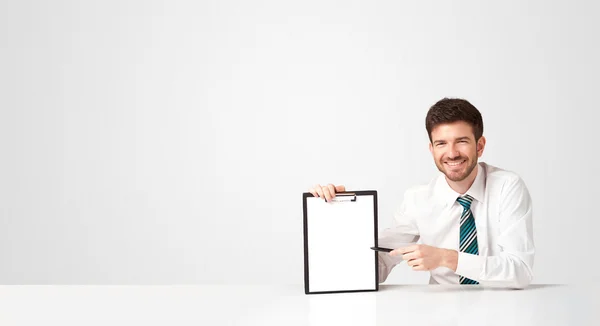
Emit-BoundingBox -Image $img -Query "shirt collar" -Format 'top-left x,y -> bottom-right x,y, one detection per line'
435,162 -> 486,207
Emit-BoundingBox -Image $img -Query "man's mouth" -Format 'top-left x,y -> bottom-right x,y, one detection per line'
445,159 -> 466,168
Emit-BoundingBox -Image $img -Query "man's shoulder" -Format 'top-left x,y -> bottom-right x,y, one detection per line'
482,162 -> 530,196
483,162 -> 525,185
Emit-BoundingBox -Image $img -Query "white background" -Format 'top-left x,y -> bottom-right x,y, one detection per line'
1,0 -> 598,285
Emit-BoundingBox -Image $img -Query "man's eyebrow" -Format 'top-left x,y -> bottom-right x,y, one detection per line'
433,137 -> 471,144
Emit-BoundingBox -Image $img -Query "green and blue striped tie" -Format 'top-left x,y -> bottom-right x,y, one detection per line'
457,195 -> 479,285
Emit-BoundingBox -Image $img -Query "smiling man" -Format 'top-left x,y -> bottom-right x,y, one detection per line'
309,98 -> 534,288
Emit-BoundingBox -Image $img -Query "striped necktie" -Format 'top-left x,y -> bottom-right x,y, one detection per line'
457,194 -> 479,285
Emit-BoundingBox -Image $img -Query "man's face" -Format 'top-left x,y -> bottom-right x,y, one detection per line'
428,121 -> 485,182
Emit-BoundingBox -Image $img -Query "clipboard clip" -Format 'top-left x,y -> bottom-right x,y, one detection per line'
330,193 -> 357,202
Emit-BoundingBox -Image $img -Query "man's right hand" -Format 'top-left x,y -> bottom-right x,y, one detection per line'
308,184 -> 346,202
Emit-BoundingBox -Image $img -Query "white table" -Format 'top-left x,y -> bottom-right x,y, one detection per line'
0,284 -> 597,325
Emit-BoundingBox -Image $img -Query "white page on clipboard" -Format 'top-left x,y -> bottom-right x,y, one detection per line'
306,195 -> 376,292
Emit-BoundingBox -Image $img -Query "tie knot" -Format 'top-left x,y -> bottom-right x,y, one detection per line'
456,194 -> 474,210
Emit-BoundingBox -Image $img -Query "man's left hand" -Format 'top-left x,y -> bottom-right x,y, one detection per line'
390,244 -> 458,272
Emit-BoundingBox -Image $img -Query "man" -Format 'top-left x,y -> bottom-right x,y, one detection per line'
309,98 -> 534,288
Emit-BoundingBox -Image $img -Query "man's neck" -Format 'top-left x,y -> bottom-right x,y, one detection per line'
446,164 -> 479,195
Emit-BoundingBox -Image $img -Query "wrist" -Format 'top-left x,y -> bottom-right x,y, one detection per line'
442,249 -> 458,272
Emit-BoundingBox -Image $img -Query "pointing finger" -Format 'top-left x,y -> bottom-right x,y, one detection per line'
402,252 -> 418,261
391,245 -> 419,256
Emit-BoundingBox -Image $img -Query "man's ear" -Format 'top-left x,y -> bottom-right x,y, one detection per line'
476,136 -> 486,157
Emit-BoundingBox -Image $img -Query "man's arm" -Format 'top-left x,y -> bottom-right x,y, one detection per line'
454,177 -> 535,288
377,191 -> 420,283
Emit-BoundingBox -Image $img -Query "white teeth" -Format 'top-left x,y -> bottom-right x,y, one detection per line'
446,160 -> 465,166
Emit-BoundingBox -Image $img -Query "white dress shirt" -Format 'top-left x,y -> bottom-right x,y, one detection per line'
378,162 -> 534,288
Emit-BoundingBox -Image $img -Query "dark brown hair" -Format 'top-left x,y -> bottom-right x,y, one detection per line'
425,98 -> 483,143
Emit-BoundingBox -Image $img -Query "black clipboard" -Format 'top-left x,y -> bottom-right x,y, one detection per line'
302,190 -> 379,294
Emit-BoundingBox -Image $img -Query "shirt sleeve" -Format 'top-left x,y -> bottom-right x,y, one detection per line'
455,177 -> 535,289
378,190 -> 420,283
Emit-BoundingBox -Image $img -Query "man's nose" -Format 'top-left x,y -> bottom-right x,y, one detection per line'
447,146 -> 461,159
